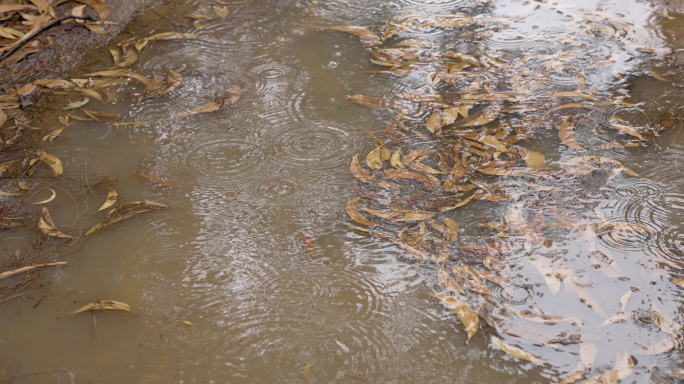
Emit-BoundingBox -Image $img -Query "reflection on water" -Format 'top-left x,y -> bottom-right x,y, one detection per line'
3,0 -> 684,382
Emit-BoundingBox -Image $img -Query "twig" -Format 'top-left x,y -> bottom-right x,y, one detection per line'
0,15 -> 96,65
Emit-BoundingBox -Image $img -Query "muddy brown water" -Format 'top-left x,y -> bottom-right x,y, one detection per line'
3,0 -> 684,382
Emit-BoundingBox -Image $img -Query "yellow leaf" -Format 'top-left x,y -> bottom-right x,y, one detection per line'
366,145 -> 390,170
36,149 -> 63,176
33,188 -> 55,204
350,154 -> 374,182
345,197 -> 373,226
213,5 -> 228,18
490,335 -> 544,364
430,293 -> 479,342
0,262 -> 67,280
70,300 -> 131,315
96,188 -> 118,212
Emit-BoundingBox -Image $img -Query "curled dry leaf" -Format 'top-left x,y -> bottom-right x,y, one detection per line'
346,197 -> 373,226
0,262 -> 67,280
33,188 -> 56,204
609,117 -> 643,139
42,128 -> 63,142
97,188 -> 118,212
38,208 -> 71,238
366,145 -> 390,170
70,300 -> 131,315
351,154 -> 374,182
86,201 -> 167,235
36,150 -> 63,176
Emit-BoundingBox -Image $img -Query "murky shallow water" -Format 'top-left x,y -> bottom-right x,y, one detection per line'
4,0 -> 684,382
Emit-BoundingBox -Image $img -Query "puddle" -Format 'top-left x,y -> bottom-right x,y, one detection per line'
3,0 -> 684,382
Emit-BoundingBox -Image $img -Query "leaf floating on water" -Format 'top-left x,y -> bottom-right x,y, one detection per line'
0,262 -> 67,281
619,290 -> 633,310
70,300 -> 131,315
97,188 -> 118,212
576,352 -> 633,383
366,145 -> 390,170
602,313 -> 627,326
113,121 -> 152,128
147,32 -> 200,41
643,70 -> 673,82
33,188 -> 55,205
134,171 -> 183,188
300,230 -> 323,258
303,363 -> 312,381
351,154 -> 374,182
63,97 -> 89,110
42,128 -> 63,142
0,190 -> 20,196
609,117 -> 643,139
559,156 -> 639,177
174,86 -> 241,117
346,197 -> 373,226
558,119 -> 587,151
36,150 -> 63,176
86,201 -> 167,236
430,293 -> 479,342
38,208 -> 71,238
214,5 -> 228,19
490,335 -> 544,365
315,25 -> 380,46
442,218 -> 459,241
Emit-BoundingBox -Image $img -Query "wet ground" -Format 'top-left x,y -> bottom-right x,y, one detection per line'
3,0 -> 684,382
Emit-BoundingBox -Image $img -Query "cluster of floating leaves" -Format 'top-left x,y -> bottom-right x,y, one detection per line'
310,3 -> 684,382
0,10 -> 241,314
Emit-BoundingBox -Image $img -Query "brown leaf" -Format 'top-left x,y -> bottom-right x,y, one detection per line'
86,201 -> 167,235
429,293 -> 479,342
346,197 -> 373,226
316,25 -> 380,46
134,171 -> 183,188
300,230 -> 323,258
36,149 -> 63,176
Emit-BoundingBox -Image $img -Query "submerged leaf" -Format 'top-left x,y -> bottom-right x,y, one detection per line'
300,230 -> 323,258
559,119 -> 587,151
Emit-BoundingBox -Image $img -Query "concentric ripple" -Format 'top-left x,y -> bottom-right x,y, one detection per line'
266,121 -> 360,169
186,140 -> 267,185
